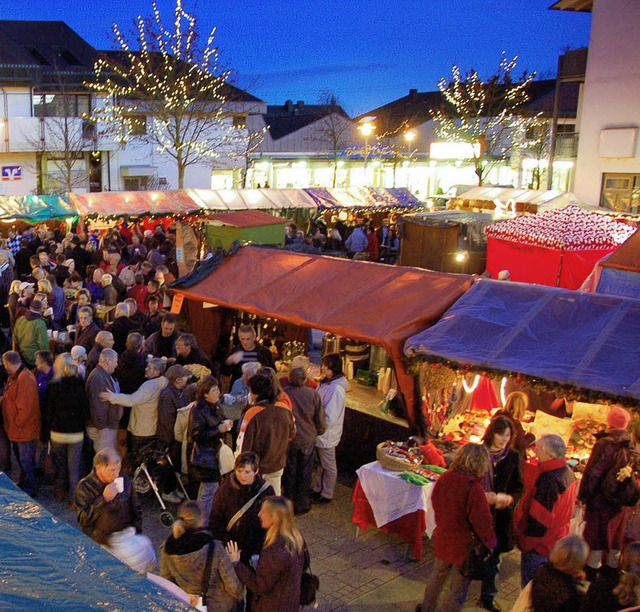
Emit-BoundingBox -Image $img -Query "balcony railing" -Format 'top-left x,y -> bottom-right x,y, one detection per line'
554,133 -> 579,158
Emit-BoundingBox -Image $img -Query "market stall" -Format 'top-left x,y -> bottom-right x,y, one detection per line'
170,245 -> 472,466
581,229 -> 640,299
485,205 -> 636,289
0,194 -> 77,223
205,210 -> 288,251
0,474 -> 190,610
398,210 -> 494,274
449,187 -> 579,215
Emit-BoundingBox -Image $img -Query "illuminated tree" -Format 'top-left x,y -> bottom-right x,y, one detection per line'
515,115 -> 551,190
431,54 -> 536,186
88,0 -> 247,188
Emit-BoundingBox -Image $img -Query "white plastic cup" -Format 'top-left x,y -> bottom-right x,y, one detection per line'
224,393 -> 235,406
114,477 -> 124,493
52,330 -> 59,340
47,329 -> 52,338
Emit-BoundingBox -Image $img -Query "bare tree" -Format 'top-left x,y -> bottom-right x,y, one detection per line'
515,115 -> 551,189
88,0 -> 248,188
306,90 -> 353,187
431,54 -> 536,186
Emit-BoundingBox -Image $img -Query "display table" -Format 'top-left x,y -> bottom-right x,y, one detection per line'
351,461 -> 436,560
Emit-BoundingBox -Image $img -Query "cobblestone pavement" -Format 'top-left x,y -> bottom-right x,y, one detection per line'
37,471 -> 522,611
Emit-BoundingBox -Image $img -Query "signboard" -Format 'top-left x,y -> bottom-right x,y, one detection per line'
2,166 -> 22,181
170,293 -> 184,314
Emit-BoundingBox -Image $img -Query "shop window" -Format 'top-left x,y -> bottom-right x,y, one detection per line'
601,173 -> 640,214
130,115 -> 147,136
123,176 -> 149,191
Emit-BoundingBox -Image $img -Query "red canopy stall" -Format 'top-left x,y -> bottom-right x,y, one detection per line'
170,245 -> 471,439
485,205 -> 635,289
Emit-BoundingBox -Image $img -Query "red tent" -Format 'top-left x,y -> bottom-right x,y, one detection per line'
171,245 -> 472,428
485,205 -> 636,289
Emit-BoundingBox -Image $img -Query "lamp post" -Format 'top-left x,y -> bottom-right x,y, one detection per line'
404,130 -> 416,190
358,120 -> 376,184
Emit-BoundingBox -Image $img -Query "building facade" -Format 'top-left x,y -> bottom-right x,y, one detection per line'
553,0 -> 640,212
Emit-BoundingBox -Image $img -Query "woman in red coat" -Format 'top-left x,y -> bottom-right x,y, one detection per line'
418,443 -> 497,612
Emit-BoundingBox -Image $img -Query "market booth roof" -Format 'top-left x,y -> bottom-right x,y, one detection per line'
0,474 -> 190,610
0,194 -> 76,222
189,188 -> 318,211
404,279 -> 640,405
485,205 -> 636,289
69,190 -> 201,217
171,245 -> 472,426
450,187 -> 580,214
306,187 -> 422,210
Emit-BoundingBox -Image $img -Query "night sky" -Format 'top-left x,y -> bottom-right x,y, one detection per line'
2,0 -> 591,116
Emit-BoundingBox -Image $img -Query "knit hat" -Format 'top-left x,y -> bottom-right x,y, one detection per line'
607,406 -> 631,431
70,345 -> 87,361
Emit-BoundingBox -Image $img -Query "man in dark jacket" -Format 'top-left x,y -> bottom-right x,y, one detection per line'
74,306 -> 100,352
223,325 -> 275,386
144,312 -> 179,359
106,302 -> 140,354
282,367 -> 326,514
85,348 -> 123,453
74,448 -> 153,573
516,434 -> 579,587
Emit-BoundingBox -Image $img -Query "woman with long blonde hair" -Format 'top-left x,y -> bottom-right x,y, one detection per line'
227,496 -> 307,611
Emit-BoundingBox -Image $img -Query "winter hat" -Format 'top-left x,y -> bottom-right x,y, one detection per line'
607,406 -> 631,431
70,345 -> 87,362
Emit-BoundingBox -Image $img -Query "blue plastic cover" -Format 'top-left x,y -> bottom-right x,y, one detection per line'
404,279 -> 640,401
0,474 -> 191,611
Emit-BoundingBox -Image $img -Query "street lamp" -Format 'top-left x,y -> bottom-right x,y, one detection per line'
358,120 -> 376,180
404,130 -> 416,189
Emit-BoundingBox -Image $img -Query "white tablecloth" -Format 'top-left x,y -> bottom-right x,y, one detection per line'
356,461 -> 436,537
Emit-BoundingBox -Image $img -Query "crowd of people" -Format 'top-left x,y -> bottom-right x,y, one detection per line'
418,404 -> 640,612
0,222 -> 347,609
284,216 -> 400,263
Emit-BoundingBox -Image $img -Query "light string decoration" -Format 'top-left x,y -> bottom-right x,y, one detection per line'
86,0 -> 249,189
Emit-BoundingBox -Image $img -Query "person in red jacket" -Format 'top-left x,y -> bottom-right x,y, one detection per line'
418,443 -> 497,612
515,434 -> 578,588
1,350 -> 41,497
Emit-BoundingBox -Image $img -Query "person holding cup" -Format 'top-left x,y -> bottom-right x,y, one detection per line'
74,448 -> 154,573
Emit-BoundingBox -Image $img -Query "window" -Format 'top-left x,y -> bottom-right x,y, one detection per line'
34,94 -> 91,118
233,115 -> 247,129
130,115 -> 147,136
601,173 -> 640,214
82,120 -> 96,140
123,176 -> 149,191
59,49 -> 82,66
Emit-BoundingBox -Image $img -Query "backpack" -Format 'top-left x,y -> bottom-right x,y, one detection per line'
601,443 -> 640,507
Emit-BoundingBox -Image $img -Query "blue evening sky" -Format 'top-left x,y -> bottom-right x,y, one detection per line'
2,0 -> 591,116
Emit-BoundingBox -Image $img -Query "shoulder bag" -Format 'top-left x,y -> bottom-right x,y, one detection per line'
300,540 -> 320,606
460,479 -> 492,580
227,481 -> 271,532
193,541 -> 216,611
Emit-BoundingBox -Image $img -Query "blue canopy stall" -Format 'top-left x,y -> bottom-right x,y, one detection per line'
0,474 -> 190,610
404,279 -> 640,406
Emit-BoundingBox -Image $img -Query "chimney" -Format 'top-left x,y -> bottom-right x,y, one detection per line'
409,88 -> 418,99
296,100 -> 304,108
285,100 -> 293,113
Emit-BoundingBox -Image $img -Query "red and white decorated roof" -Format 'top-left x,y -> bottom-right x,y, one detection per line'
485,205 -> 636,251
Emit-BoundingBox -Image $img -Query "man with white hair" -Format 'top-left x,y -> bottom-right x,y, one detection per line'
86,330 -> 115,376
101,273 -> 118,306
515,434 -> 578,586
85,348 -> 123,453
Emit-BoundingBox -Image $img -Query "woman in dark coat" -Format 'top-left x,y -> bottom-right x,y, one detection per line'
41,352 -> 90,502
480,415 -> 524,611
160,500 -> 242,611
188,375 -> 233,521
227,496 -> 306,612
209,451 -> 274,564
419,443 -> 497,612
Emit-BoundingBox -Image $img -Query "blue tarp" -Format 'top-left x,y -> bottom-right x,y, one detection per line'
404,279 -> 640,402
0,474 -> 190,611
0,195 -> 76,222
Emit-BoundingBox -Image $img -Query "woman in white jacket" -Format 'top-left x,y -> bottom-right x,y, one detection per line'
312,352 -> 348,504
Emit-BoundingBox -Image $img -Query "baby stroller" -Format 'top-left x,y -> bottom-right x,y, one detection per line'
132,443 -> 190,527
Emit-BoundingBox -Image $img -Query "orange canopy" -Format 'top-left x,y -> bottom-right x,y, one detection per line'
172,245 -> 472,428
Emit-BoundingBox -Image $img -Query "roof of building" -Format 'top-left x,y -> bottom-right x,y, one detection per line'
549,0 -> 593,12
357,78 -> 580,130
0,20 -> 97,76
263,100 -> 351,140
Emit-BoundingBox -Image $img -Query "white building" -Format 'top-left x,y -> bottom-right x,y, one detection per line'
552,0 -> 640,212
0,20 -> 262,195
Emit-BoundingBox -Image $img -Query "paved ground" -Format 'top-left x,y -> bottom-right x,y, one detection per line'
36,468 -> 522,611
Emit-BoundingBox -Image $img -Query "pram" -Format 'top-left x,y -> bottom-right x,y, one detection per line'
132,444 -> 190,527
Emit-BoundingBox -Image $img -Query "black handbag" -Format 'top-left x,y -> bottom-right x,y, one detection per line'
300,541 -> 319,606
459,480 -> 491,580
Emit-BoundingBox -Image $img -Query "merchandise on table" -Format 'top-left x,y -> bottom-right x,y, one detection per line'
376,439 -> 424,472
